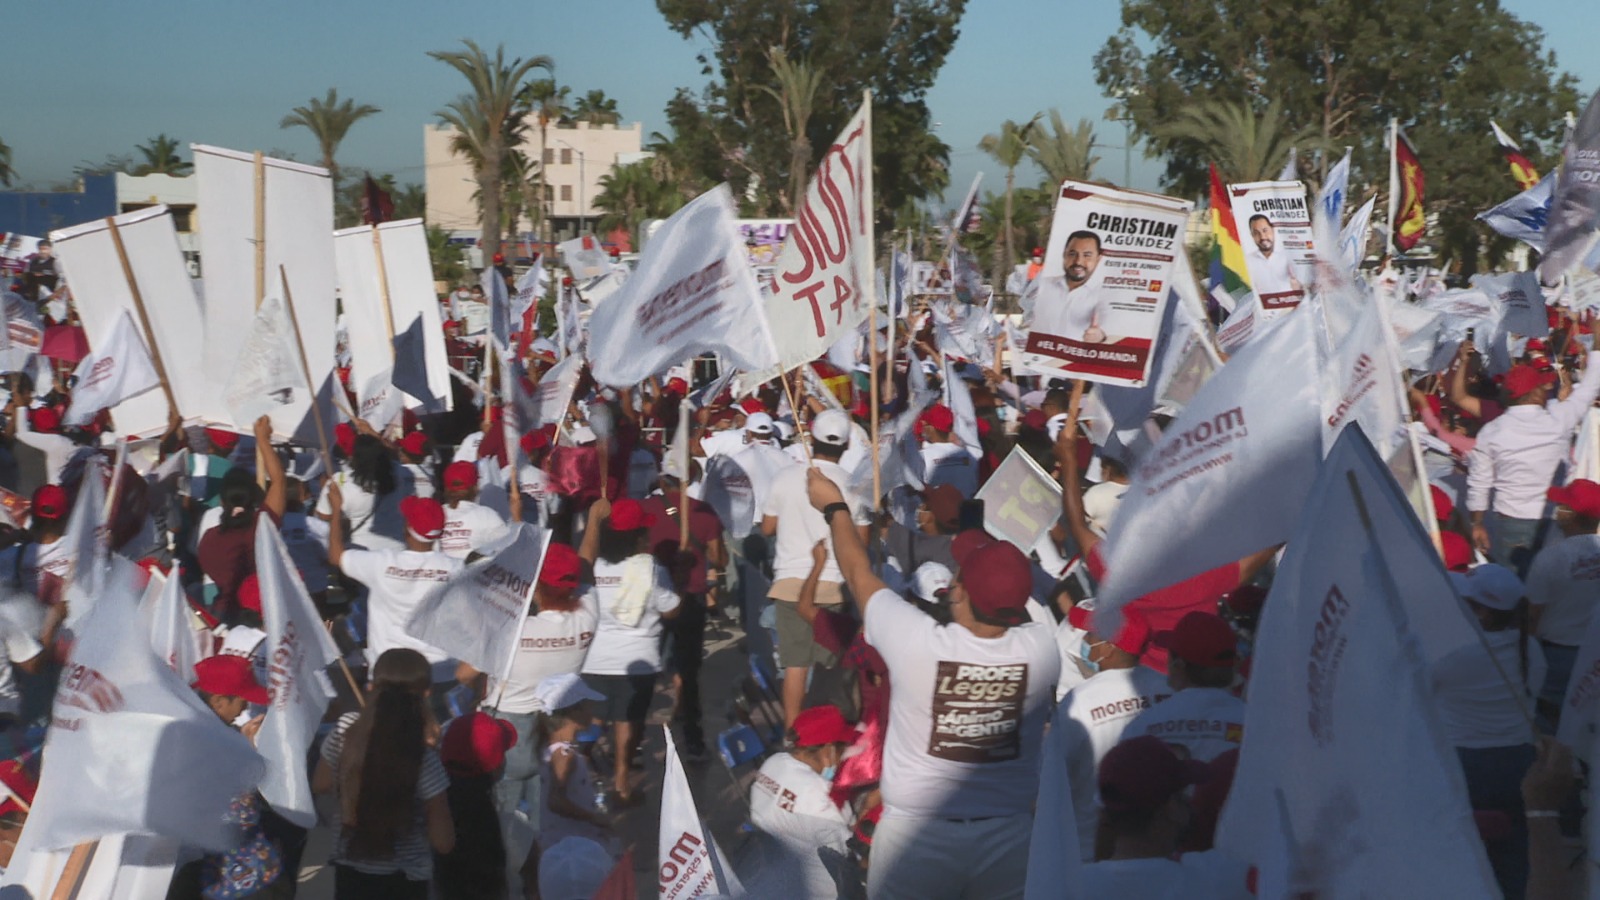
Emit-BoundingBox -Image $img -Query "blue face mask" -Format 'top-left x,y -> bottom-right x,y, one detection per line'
1078,640 -> 1102,676
821,765 -> 837,782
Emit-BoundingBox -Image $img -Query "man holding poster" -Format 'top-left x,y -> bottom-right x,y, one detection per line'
1021,181 -> 1191,387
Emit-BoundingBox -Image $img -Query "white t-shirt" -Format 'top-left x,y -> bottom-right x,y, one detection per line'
487,599 -> 599,715
748,751 -> 852,898
340,548 -> 462,681
1031,278 -> 1115,343
920,441 -> 980,498
864,589 -> 1060,820
439,500 -> 507,560
1121,686 -> 1244,763
400,462 -> 435,499
1079,853 -> 1253,899
280,511 -> 331,594
1058,665 -> 1171,858
316,467 -> 412,551
1245,246 -> 1299,298
579,556 -> 681,676
730,442 -> 798,524
0,539 -> 72,604
762,460 -> 871,583
1433,629 -> 1545,749
1526,534 -> 1600,646
699,429 -> 747,460
0,595 -> 42,717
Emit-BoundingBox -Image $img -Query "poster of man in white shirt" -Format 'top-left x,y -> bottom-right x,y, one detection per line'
1228,180 -> 1314,315
1021,180 -> 1191,387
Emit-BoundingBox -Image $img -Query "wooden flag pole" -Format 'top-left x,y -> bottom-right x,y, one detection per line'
370,224 -> 398,349
678,384 -> 692,548
280,266 -> 336,481
324,620 -> 366,708
50,841 -> 98,900
105,217 -> 179,418
778,369 -> 815,466
254,152 -> 269,488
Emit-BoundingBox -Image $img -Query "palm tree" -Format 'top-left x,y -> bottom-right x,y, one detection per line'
1154,99 -> 1320,185
1027,110 -> 1100,186
572,90 -> 620,126
593,160 -> 682,239
978,115 -> 1040,280
132,134 -> 191,176
429,41 -> 552,263
756,47 -> 824,214
0,136 -> 13,187
520,78 -> 570,248
279,89 -> 380,188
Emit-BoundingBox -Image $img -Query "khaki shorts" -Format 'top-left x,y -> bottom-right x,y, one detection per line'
769,578 -> 844,669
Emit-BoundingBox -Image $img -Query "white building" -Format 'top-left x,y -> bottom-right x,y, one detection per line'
115,173 -> 200,271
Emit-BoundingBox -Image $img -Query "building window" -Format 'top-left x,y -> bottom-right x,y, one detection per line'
543,148 -> 554,165
560,185 -> 573,202
170,205 -> 194,233
560,148 -> 573,165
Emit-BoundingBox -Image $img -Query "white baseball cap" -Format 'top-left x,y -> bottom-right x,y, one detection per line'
533,673 -> 604,713
1082,482 -> 1127,537
812,409 -> 853,448
1449,564 -> 1525,611
912,562 -> 953,602
745,411 -> 775,434
537,837 -> 613,900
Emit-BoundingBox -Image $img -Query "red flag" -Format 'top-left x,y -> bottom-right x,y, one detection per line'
361,175 -> 394,225
1393,130 -> 1426,252
1490,121 -> 1540,191
591,847 -> 636,900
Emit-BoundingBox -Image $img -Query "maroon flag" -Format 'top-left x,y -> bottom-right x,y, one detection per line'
360,175 -> 394,225
591,847 -> 636,900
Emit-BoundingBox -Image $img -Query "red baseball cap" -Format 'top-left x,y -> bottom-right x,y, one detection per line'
609,498 -> 655,531
1548,479 -> 1600,519
1431,485 -> 1454,522
399,431 -> 428,457
521,429 -> 548,455
334,422 -> 356,457
443,460 -> 478,491
400,496 -> 446,541
192,655 -> 270,705
1222,584 -> 1267,618
31,484 -> 68,521
792,705 -> 857,747
492,252 -> 505,264
1021,409 -> 1047,431
1503,364 -> 1549,399
1441,530 -> 1473,572
538,542 -> 582,590
664,377 -> 689,396
1526,338 -> 1548,355
237,574 -> 261,614
921,404 -> 955,434
953,535 -> 1032,625
29,407 -> 60,434
738,398 -> 766,415
1153,612 -> 1237,668
205,427 -> 240,454
1031,247 -> 1043,257
1098,735 -> 1211,814
441,712 -> 518,776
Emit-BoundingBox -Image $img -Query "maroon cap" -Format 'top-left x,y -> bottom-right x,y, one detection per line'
1222,584 -> 1267,618
237,574 -> 261,614
539,542 -> 582,590
399,496 -> 446,541
192,655 -> 270,705
922,484 -> 963,531
521,428 -> 549,455
1549,479 -> 1600,519
1098,735 -> 1211,814
1154,612 -> 1237,668
950,529 -> 992,567
441,712 -> 518,776
443,460 -> 478,491
922,404 -> 955,434
956,539 -> 1032,625
793,705 -> 857,747
399,431 -> 428,457
609,498 -> 655,531
1441,530 -> 1473,572
1021,409 -> 1048,431
31,484 -> 68,521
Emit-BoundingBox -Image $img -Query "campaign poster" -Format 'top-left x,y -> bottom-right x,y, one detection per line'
1228,180 -> 1314,315
1020,181 -> 1191,387
736,219 -> 793,289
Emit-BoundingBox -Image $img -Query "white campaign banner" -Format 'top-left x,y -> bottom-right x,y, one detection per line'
532,353 -> 582,429
255,518 -> 341,829
24,563 -> 266,853
0,290 -> 43,374
194,145 -> 336,443
1320,298 -> 1407,462
1570,408 -> 1600,484
406,525 -> 549,678
1096,310 -> 1323,616
223,294 -> 309,428
64,310 -> 160,426
137,565 -> 207,677
659,725 -> 742,899
749,101 -> 874,386
61,457 -> 109,628
1216,428 -> 1497,898
1024,708 -> 1084,900
976,447 -> 1063,552
587,185 -> 777,387
333,219 -> 452,415
50,206 -> 212,435
1229,179 -> 1314,317
559,234 -> 614,281
1471,271 -> 1548,338
1021,181 -> 1192,387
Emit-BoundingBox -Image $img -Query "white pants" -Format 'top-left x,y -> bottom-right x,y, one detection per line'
867,811 -> 1032,900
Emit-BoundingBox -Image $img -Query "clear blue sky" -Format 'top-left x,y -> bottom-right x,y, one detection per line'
3,0 -> 1596,210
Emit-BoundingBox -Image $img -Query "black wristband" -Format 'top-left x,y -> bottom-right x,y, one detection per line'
822,502 -> 850,525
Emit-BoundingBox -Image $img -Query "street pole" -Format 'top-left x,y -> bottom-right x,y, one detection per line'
578,149 -> 586,235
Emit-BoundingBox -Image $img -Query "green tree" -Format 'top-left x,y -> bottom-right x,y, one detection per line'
1027,110 -> 1100,186
132,134 -> 191,176
430,41 -> 552,263
656,0 -> 967,225
1093,0 -> 1579,268
279,89 -> 380,187
978,115 -> 1040,280
427,224 -> 469,286
572,89 -> 621,126
1154,99 -> 1319,185
757,47 -> 825,214
0,136 -> 13,187
593,159 -> 683,241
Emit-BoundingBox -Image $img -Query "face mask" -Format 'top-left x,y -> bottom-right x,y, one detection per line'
821,765 -> 837,782
1078,639 -> 1102,675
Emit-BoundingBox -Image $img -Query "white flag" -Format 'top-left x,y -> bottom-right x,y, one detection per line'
483,265 -> 512,353
1024,710 -> 1084,900
64,310 -> 160,427
1320,296 -> 1407,462
255,517 -> 342,828
24,563 -> 266,852
406,525 -> 548,678
1339,196 -> 1376,272
558,234 -> 614,282
1096,310 -> 1323,617
223,295 -> 308,427
61,458 -> 110,627
138,565 -> 206,677
1471,271 -> 1548,338
750,101 -> 875,381
1570,408 -> 1600,485
1216,428 -> 1497,897
586,185 -> 777,387
659,725 -> 743,899
356,368 -> 404,431
1317,149 -> 1351,228
1477,173 -> 1556,253
512,254 -> 546,321
532,353 -> 582,429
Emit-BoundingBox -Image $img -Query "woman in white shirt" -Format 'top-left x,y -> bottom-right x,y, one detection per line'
577,497 -> 679,804
1434,564 -> 1544,900
315,434 -> 412,551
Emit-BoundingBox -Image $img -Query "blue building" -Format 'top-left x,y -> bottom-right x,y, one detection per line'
0,174 -> 118,236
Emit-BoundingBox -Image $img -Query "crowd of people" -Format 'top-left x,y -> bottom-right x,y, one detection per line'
0,230 -> 1597,900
